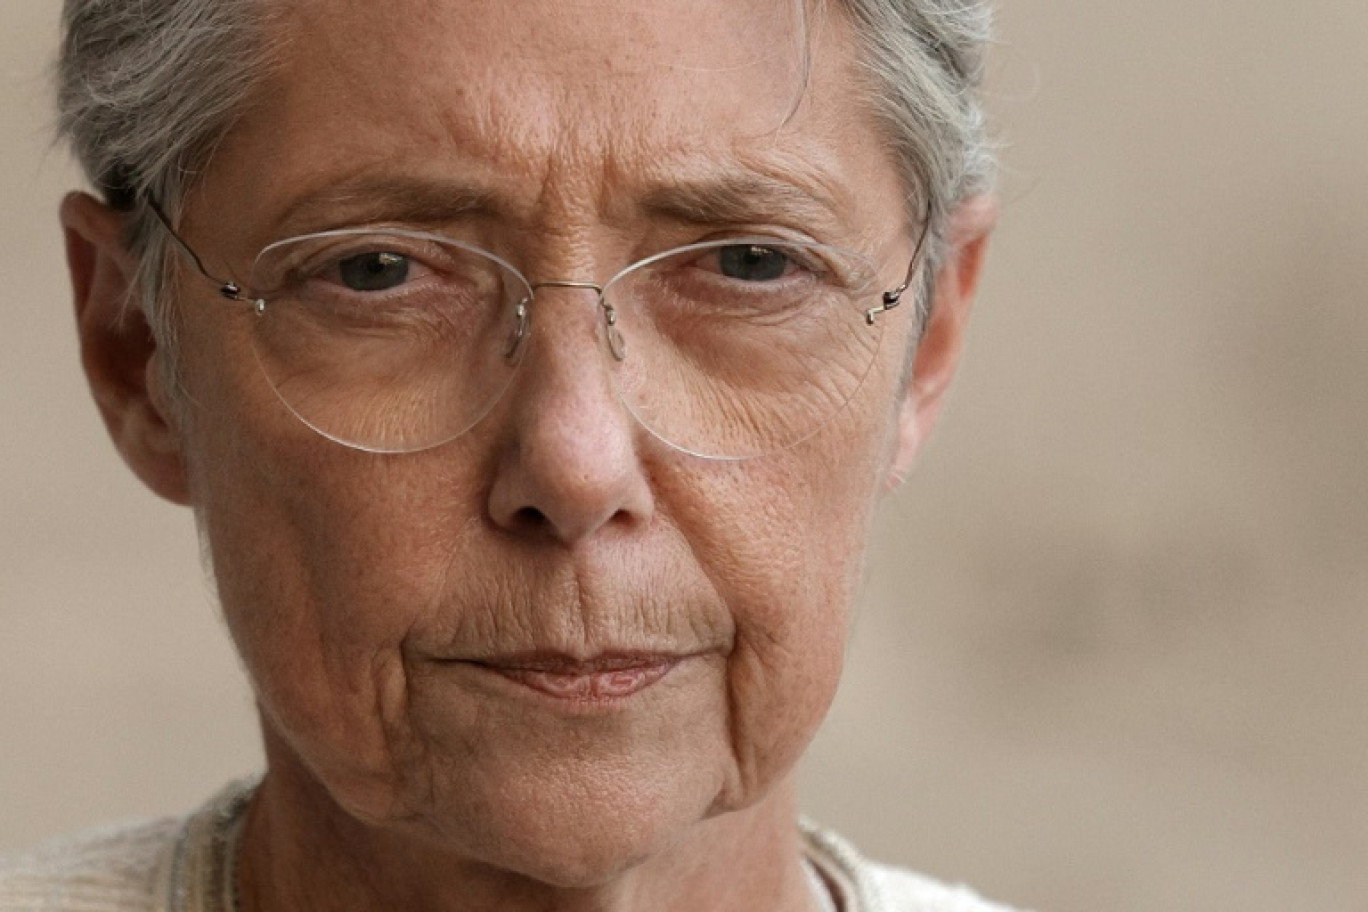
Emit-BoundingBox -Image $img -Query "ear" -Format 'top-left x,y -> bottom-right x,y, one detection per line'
888,194 -> 997,486
60,191 -> 192,505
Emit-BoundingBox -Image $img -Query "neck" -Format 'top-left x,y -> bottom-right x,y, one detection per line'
238,760 -> 824,912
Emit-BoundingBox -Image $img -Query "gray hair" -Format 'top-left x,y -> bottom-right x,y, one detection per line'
839,0 -> 996,256
57,0 -> 277,350
57,0 -> 993,343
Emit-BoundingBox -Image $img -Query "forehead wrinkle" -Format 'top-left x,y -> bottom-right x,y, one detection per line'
504,92 -> 866,239
217,0 -> 888,254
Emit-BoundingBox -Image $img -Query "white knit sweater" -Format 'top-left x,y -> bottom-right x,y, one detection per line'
0,781 -> 1022,912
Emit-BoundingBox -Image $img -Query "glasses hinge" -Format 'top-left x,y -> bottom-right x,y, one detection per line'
865,289 -> 903,326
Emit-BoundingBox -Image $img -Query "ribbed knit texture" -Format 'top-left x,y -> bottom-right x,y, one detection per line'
0,817 -> 177,912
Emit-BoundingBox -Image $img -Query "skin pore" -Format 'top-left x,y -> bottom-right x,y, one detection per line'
60,0 -> 994,910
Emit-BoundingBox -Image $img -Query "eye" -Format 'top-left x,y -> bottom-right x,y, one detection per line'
714,244 -> 798,282
334,251 -> 412,292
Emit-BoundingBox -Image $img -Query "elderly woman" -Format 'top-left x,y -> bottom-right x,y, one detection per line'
3,0 -> 1007,910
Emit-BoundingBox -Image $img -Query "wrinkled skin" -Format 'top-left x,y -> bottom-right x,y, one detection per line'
61,0 -> 993,909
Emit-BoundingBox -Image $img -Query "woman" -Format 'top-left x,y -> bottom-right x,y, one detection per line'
2,0 -> 1008,909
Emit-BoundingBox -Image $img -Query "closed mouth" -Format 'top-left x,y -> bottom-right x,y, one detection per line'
467,652 -> 685,701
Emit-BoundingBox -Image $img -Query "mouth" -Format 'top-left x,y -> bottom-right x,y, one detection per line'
466,652 -> 685,701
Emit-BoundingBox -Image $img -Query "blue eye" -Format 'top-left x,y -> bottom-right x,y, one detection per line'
337,251 -> 411,291
717,245 -> 793,282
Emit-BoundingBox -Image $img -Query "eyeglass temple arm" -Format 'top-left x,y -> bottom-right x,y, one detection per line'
144,196 -> 255,304
865,202 -> 934,327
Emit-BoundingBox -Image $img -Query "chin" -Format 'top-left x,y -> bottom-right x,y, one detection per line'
432,782 -> 706,889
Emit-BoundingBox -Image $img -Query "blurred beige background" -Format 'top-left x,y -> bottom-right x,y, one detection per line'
3,2 -> 1365,910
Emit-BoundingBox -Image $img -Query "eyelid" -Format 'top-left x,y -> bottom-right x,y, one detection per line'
688,236 -> 872,285
253,228 -> 522,294
255,227 -> 878,294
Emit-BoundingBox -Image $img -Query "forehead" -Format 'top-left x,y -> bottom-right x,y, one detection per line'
295,0 -> 809,95
193,0 -> 902,245
278,0 -> 808,130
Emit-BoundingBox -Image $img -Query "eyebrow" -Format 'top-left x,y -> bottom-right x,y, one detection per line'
266,169 -> 849,242
640,173 -> 844,234
270,174 -> 499,236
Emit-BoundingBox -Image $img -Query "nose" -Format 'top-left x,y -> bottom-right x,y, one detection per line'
486,283 -> 654,544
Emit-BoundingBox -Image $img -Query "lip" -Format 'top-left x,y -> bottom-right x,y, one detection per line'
464,652 -> 685,702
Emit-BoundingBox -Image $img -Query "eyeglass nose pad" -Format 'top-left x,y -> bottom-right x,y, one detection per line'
504,298 -> 531,360
603,304 -> 627,361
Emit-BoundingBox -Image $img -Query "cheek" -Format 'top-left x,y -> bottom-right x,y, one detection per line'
182,349 -> 483,818
670,430 -> 886,811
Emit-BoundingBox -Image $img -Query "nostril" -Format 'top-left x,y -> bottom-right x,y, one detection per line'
511,505 -> 549,532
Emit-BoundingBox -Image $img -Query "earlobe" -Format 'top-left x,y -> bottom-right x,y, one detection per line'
61,191 -> 192,505
888,194 -> 997,487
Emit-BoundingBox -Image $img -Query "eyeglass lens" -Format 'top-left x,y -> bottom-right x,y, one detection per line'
245,230 -> 886,459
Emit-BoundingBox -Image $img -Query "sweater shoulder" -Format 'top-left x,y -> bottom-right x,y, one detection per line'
0,817 -> 179,912
801,819 -> 1029,912
864,860 -> 1026,912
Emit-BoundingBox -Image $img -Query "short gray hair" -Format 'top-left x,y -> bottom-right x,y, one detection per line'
57,0 -> 993,341
839,0 -> 995,256
57,0 -> 276,348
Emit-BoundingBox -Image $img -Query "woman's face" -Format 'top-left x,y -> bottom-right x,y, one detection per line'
154,0 -> 942,887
